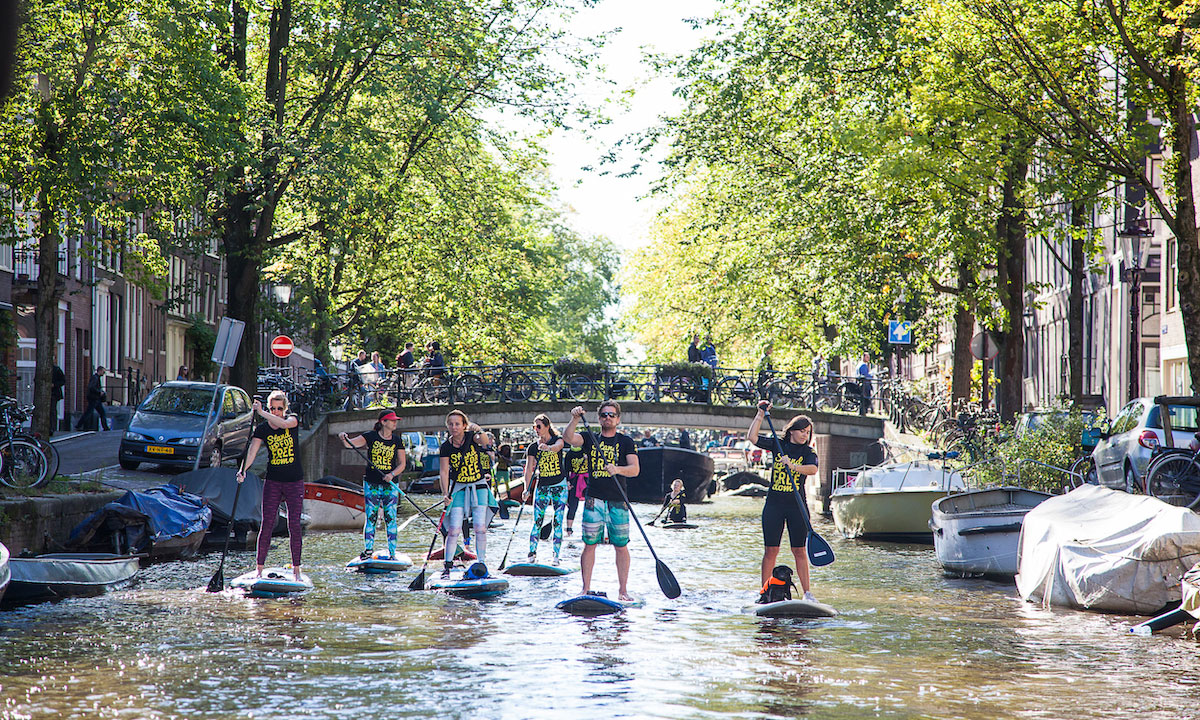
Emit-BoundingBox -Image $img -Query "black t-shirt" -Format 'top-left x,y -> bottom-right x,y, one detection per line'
566,446 -> 588,474
526,436 -> 566,485
254,419 -> 303,483
362,430 -> 402,485
579,431 -> 638,503
439,430 -> 488,485
398,350 -> 414,369
753,436 -> 817,505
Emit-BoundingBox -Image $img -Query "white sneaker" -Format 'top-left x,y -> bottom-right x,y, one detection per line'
551,557 -> 561,567
527,553 -> 537,564
802,591 -> 817,603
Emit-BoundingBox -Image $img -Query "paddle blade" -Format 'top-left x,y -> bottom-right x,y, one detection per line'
206,568 -> 225,593
408,569 -> 427,591
540,521 -> 554,540
808,531 -> 836,567
656,559 -> 682,599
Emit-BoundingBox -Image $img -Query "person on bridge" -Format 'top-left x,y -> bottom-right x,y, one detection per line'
340,410 -> 407,561
238,390 -> 304,582
563,401 -> 640,602
439,410 -> 498,578
687,333 -> 701,363
700,336 -> 718,369
523,414 -> 568,564
747,400 -> 819,603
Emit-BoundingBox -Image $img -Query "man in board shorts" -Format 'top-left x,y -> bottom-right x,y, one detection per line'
563,401 -> 639,602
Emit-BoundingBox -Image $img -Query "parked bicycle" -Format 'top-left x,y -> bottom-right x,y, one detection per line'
1145,442 -> 1200,509
0,398 -> 51,490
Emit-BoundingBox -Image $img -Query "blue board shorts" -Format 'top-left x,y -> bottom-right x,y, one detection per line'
582,498 -> 630,547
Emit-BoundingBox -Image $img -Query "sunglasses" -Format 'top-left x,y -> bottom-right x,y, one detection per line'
598,412 -> 618,418
269,405 -> 286,412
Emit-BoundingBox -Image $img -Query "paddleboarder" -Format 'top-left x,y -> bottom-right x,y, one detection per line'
564,445 -> 588,537
340,409 -> 407,560
523,414 -> 568,565
747,400 -> 819,603
663,478 -> 687,524
238,391 -> 305,582
439,410 -> 498,578
563,402 -> 639,602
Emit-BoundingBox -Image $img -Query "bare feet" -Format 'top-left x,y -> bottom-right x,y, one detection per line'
618,593 -> 635,603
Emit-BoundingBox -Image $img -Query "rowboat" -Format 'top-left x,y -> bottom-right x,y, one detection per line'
303,482 -> 366,531
931,487 -> 1052,577
2,553 -> 140,607
831,460 -> 966,542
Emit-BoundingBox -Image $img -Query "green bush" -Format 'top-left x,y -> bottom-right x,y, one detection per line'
656,360 -> 714,380
553,357 -> 605,379
966,407 -> 1090,494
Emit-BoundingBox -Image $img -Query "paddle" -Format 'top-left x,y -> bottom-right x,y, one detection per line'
647,491 -> 681,527
762,412 -> 835,567
581,418 -> 681,599
398,498 -> 446,532
408,513 -> 445,591
206,475 -> 244,592
497,482 -> 531,571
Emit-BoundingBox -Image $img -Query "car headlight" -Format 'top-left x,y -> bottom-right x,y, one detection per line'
124,431 -> 143,441
178,437 -> 203,446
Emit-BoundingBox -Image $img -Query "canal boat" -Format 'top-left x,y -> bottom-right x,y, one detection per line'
931,487 -> 1052,578
1017,485 -> 1200,614
628,446 -> 715,504
830,459 -> 966,542
1130,560 -> 1200,634
303,481 -> 367,531
176,467 -> 264,548
67,484 -> 211,562
0,542 -> 9,603
1,553 -> 140,606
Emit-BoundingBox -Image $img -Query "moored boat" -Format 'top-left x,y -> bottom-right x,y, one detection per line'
67,485 -> 211,562
830,460 -> 966,542
931,487 -> 1052,577
1,553 -> 140,607
0,542 -> 9,603
628,446 -> 715,504
303,482 -> 367,531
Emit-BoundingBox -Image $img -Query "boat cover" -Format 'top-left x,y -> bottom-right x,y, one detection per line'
68,484 -> 213,555
1016,485 -> 1200,614
175,468 -> 262,526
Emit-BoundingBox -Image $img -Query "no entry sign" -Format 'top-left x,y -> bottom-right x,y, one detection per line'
270,335 -> 295,359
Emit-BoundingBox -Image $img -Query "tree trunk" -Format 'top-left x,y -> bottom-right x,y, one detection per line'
1068,201 -> 1086,402
1169,71 -> 1200,395
995,152 -> 1028,421
951,260 -> 974,410
223,194 -> 260,394
32,94 -> 61,439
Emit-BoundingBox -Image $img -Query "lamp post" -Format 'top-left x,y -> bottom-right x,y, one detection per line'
1119,219 -> 1149,403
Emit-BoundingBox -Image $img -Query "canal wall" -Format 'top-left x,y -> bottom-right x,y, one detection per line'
0,491 -> 125,555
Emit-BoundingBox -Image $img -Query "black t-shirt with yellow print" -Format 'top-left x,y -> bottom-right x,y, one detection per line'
752,436 -> 817,506
254,419 -> 303,483
439,430 -> 489,486
580,431 -> 637,503
361,430 -> 401,485
526,436 -> 566,485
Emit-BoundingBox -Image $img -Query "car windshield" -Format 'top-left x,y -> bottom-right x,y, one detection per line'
1149,404 -> 1200,433
140,387 -> 215,416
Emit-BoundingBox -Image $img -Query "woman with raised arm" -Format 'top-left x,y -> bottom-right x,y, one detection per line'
747,400 -> 820,603
238,390 -> 304,581
438,410 -> 497,578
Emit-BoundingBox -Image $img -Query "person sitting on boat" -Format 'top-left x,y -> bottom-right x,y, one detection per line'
238,391 -> 304,582
747,400 -> 819,604
663,478 -> 687,524
439,410 -> 498,578
340,410 -> 407,561
523,413 -> 568,565
564,444 -> 589,537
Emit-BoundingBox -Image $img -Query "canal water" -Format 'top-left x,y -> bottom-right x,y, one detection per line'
2,495 -> 1199,719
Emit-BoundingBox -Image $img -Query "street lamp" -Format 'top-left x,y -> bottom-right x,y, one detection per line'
272,283 -> 292,305
1119,212 -> 1152,402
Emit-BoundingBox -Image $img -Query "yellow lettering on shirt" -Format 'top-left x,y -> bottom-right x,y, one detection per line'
589,441 -> 620,478
538,447 -> 562,477
370,441 -> 392,472
450,444 -> 483,483
266,431 -> 295,465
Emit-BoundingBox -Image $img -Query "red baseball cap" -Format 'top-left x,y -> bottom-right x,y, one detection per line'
378,410 -> 399,422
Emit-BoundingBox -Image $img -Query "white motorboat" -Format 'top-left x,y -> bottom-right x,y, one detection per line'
931,487 -> 1052,578
831,460 -> 966,542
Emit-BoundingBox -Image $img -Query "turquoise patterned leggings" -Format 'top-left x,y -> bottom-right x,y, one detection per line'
364,481 -> 399,557
529,481 -> 568,559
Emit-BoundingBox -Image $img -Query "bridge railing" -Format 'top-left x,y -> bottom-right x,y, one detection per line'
319,362 -> 901,419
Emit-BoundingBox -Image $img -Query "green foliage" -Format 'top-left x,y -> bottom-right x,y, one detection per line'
656,361 -> 714,381
967,408 -> 1090,494
185,314 -> 217,380
553,357 -> 606,379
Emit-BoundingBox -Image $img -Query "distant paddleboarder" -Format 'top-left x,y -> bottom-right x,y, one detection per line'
340,409 -> 407,560
523,413 -> 567,565
563,402 -> 639,602
439,410 -> 498,578
747,400 -> 819,603
238,391 -> 305,582
663,478 -> 687,524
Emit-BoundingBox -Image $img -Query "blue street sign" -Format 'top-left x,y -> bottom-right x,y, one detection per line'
888,320 -> 912,345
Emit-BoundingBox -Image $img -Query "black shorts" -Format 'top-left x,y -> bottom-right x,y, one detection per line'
761,499 -> 810,548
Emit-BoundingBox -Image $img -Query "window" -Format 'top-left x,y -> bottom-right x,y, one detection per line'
1166,237 -> 1178,312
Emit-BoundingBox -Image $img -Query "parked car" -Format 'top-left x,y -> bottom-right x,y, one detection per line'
119,382 -> 255,471
708,446 -> 749,476
1091,397 -> 1200,492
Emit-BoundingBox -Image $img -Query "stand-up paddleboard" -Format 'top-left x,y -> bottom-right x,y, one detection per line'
425,547 -> 478,562
556,593 -> 642,616
231,568 -> 314,598
427,576 -> 509,599
659,522 -> 697,529
502,562 -> 574,577
744,598 -> 838,618
346,552 -> 413,574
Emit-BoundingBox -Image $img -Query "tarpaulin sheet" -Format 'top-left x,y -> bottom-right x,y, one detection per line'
1016,484 -> 1200,615
174,468 -> 262,525
68,484 -> 212,553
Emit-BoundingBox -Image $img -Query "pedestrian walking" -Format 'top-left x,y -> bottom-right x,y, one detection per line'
52,363 -> 66,432
857,352 -> 873,414
75,366 -> 109,431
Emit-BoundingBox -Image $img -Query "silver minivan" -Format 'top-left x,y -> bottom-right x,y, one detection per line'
1091,398 -> 1200,492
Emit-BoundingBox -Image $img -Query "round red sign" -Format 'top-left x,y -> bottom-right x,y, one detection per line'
270,335 -> 295,359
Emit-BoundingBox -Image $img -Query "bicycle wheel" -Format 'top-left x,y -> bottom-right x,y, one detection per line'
1146,454 -> 1200,509
503,372 -> 535,402
0,437 -> 50,489
765,378 -> 795,408
34,436 -> 60,483
666,376 -> 697,402
562,375 -> 596,401
637,382 -> 660,403
713,377 -> 743,406
453,374 -> 486,403
1067,454 -> 1096,489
